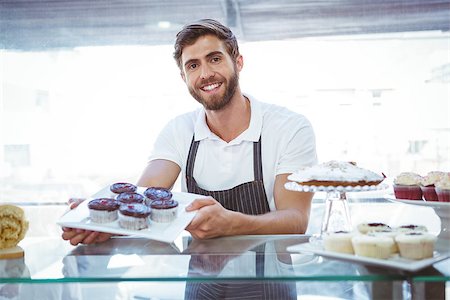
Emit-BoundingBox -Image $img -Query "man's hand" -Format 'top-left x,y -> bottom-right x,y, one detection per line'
185,197 -> 235,239
61,198 -> 113,246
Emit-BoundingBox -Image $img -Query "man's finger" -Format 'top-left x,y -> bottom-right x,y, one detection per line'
185,197 -> 216,211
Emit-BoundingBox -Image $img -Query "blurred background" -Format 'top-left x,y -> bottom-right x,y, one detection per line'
1,0 -> 449,203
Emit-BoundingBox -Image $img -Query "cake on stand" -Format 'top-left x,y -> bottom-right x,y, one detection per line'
285,182 -> 388,243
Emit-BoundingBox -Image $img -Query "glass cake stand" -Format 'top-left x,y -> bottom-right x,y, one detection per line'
285,181 -> 388,244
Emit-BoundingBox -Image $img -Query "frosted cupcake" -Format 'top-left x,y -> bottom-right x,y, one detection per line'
367,230 -> 399,254
110,182 -> 137,197
395,232 -> 437,260
435,173 -> 450,202
149,199 -> 179,223
88,198 -> 120,223
118,203 -> 151,230
351,235 -> 394,259
323,231 -> 355,254
393,172 -> 423,200
420,171 -> 445,201
116,192 -> 145,205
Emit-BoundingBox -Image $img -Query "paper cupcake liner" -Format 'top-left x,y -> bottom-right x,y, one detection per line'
393,185 -> 422,200
421,186 -> 438,201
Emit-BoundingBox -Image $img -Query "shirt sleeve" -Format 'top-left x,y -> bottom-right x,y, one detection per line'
275,116 -> 318,175
147,112 -> 196,168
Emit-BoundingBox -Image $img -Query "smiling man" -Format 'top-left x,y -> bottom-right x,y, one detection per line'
62,19 -> 317,245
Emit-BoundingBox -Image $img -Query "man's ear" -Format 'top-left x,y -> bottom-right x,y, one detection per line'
180,71 -> 186,82
236,54 -> 244,72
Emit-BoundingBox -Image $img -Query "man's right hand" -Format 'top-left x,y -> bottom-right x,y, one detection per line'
61,198 -> 113,246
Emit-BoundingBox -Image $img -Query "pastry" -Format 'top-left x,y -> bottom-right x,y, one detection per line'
118,203 -> 151,230
367,230 -> 399,254
435,173 -> 450,202
87,198 -> 120,223
110,182 -> 137,195
116,192 -> 145,204
323,231 -> 355,254
395,232 -> 436,260
357,222 -> 391,234
351,235 -> 394,259
0,205 -> 29,249
149,199 -> 179,223
288,161 -> 385,187
420,171 -> 445,201
144,187 -> 173,206
393,172 -> 423,200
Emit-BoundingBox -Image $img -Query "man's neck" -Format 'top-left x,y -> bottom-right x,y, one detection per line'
205,93 -> 251,143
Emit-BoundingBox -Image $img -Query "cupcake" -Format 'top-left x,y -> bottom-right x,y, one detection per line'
367,230 -> 399,254
110,182 -> 137,196
87,198 -> 120,223
149,199 -> 179,223
118,203 -> 151,230
351,235 -> 394,259
393,172 -> 423,200
357,222 -> 391,234
323,231 -> 355,254
144,187 -> 173,206
435,173 -> 450,202
395,232 -> 437,260
420,171 -> 445,201
116,192 -> 145,205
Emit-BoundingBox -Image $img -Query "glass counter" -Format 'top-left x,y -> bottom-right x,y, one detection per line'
1,199 -> 449,300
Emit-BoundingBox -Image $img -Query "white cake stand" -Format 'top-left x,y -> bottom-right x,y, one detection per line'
285,181 -> 388,243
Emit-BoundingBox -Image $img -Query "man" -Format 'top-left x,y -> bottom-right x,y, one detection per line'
62,18 -> 317,245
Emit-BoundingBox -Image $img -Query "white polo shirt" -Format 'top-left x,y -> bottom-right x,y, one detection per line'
148,95 -> 317,210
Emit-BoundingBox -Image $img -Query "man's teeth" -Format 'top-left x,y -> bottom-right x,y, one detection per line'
202,83 -> 220,91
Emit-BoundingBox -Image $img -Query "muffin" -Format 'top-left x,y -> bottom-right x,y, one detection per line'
357,222 -> 391,234
351,235 -> 394,259
420,171 -> 445,201
116,192 -> 145,205
435,173 -> 450,202
393,172 -> 423,200
110,182 -> 137,196
367,230 -> 399,254
144,187 -> 173,206
395,232 -> 437,260
149,199 -> 179,223
118,203 -> 151,230
323,231 -> 355,254
87,198 -> 120,223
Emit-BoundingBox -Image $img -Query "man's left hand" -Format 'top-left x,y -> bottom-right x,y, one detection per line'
185,197 -> 234,239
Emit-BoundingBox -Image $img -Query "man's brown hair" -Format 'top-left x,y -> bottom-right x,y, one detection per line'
173,19 -> 240,70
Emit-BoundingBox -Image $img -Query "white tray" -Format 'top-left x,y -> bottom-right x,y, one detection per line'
57,187 -> 201,243
287,242 -> 449,272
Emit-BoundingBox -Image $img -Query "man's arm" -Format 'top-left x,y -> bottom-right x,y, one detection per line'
137,159 -> 181,188
185,173 -> 313,239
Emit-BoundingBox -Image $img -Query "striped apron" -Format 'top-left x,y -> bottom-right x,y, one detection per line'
184,137 -> 296,300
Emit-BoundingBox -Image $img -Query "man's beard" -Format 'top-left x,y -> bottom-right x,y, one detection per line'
188,72 -> 239,111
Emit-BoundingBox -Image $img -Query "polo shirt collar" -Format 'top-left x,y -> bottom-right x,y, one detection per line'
194,94 -> 262,143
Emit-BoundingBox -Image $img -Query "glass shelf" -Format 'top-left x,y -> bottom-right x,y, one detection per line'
0,200 -> 448,300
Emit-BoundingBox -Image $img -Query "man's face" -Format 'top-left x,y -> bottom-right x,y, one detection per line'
180,35 -> 242,111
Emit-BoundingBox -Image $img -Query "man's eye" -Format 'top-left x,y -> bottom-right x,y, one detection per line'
211,57 -> 221,63
188,63 -> 198,70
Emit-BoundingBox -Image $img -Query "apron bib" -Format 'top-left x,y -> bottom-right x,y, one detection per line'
184,137 -> 296,300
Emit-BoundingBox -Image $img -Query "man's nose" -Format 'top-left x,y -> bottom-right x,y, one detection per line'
200,64 -> 215,79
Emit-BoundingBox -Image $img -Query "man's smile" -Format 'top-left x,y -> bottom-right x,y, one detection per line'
200,82 -> 222,92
